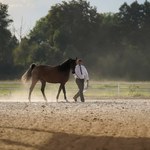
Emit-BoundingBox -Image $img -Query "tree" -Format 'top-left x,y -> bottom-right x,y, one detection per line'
0,3 -> 18,65
15,0 -> 150,80
29,0 -> 100,58
0,3 -> 19,79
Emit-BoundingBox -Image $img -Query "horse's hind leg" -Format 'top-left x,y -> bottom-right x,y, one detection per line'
62,84 -> 68,102
56,84 -> 62,102
40,80 -> 47,102
28,79 -> 38,102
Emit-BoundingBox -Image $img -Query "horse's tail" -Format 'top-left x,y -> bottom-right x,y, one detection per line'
21,63 -> 36,83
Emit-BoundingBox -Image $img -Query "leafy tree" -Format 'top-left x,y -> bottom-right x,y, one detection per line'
29,0 -> 100,58
0,3 -> 12,64
14,0 -> 150,80
14,37 -> 31,66
0,3 -> 18,79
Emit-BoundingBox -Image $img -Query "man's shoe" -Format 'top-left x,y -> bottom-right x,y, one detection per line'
73,97 -> 77,102
81,100 -> 85,102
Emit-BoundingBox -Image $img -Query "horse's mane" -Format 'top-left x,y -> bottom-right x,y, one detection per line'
58,59 -> 71,71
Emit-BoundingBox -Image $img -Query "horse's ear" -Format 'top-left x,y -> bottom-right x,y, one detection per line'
76,57 -> 78,60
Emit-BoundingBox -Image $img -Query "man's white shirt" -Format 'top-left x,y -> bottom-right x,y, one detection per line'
74,65 -> 89,80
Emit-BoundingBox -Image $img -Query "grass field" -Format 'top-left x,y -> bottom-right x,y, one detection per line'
0,80 -> 150,101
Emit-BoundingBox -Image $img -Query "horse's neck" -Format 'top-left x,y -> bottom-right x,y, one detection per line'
59,62 -> 70,72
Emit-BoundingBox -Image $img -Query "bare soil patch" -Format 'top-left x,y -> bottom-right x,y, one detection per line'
0,99 -> 150,150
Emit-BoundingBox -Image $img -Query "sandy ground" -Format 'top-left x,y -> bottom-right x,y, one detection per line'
0,99 -> 150,150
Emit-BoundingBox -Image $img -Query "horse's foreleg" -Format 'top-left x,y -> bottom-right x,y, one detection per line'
28,80 -> 37,102
62,84 -> 68,102
56,84 -> 62,102
41,81 -> 47,103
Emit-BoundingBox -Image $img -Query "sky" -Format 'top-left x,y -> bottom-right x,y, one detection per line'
1,0 -> 146,38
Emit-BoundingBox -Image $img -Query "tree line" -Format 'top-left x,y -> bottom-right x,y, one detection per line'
0,0 -> 150,80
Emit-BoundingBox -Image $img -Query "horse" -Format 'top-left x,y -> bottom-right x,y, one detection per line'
21,58 -> 77,102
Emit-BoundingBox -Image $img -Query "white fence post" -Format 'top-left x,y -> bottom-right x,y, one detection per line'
117,82 -> 120,97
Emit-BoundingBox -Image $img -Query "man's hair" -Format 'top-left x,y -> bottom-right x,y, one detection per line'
77,59 -> 82,63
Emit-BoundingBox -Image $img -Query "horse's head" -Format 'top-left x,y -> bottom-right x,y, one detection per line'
59,58 -> 77,73
68,58 -> 77,74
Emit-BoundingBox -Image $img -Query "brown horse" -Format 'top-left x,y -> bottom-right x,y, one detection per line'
21,58 -> 77,102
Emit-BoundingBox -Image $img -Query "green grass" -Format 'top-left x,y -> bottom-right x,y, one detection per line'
0,80 -> 150,99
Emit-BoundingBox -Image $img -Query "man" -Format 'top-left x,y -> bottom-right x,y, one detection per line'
73,59 -> 89,102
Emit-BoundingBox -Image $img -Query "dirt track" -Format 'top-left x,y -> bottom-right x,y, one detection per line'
0,99 -> 150,150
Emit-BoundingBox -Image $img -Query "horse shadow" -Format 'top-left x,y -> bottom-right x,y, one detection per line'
0,126 -> 150,150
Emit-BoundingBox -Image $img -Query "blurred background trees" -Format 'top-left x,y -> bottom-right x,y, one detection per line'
0,0 -> 150,80
0,3 -> 18,79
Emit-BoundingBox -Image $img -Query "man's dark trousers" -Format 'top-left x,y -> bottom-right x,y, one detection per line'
74,78 -> 85,102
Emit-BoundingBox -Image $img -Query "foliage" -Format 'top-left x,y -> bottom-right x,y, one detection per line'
0,3 -> 18,79
14,0 -> 100,65
1,1 -> 150,80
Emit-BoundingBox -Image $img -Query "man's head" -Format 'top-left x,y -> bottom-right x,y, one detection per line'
76,59 -> 82,65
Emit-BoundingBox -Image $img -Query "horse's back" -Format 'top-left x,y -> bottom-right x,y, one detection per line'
32,65 -> 69,83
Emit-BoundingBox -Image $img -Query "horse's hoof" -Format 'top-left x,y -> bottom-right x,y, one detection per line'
66,100 -> 69,103
24,103 -> 29,109
41,105 -> 46,108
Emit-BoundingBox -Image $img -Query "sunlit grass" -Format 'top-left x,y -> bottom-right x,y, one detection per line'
0,80 -> 150,101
